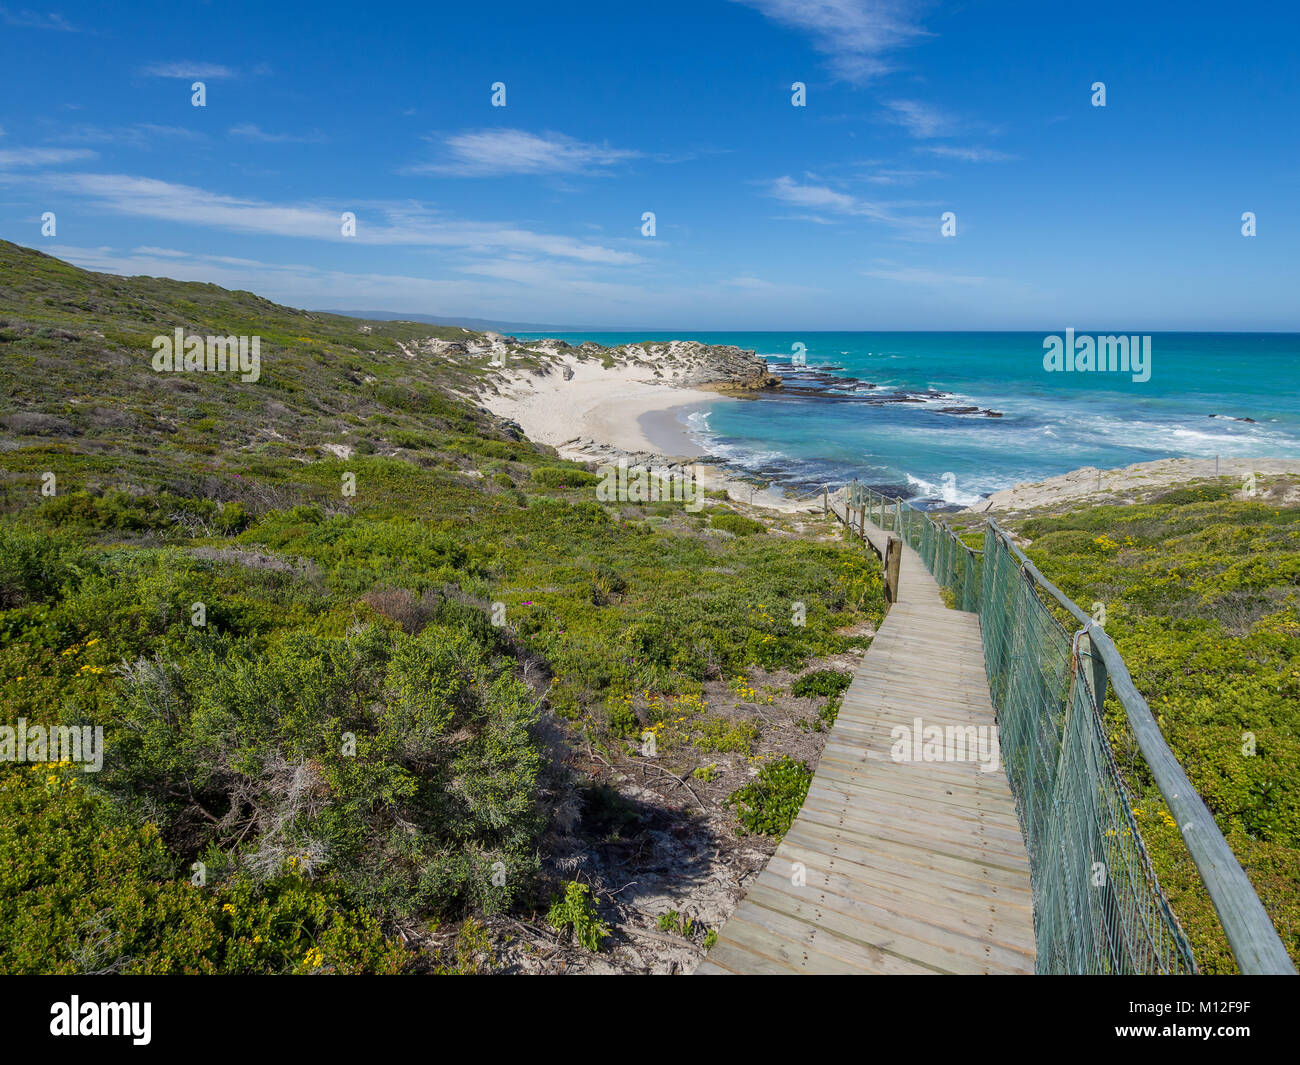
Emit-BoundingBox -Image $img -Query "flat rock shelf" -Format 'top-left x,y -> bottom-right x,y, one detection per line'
696,517 -> 1036,975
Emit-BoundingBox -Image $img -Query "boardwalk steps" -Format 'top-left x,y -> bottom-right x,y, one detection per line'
696,515 -> 1036,975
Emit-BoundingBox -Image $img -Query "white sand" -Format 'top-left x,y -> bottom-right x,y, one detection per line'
477,355 -> 826,514
478,354 -> 723,456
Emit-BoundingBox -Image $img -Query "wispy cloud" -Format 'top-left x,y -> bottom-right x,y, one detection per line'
881,99 -> 951,138
35,171 -> 642,265
140,61 -> 241,79
46,244 -> 666,321
0,7 -> 80,31
0,146 -> 95,168
407,129 -> 640,177
864,265 -> 988,286
858,167 -> 945,185
48,244 -> 492,312
919,144 -> 1013,162
229,123 -> 328,144
46,124 -> 205,148
772,213 -> 839,225
765,175 -> 945,242
765,175 -> 900,222
730,0 -> 930,82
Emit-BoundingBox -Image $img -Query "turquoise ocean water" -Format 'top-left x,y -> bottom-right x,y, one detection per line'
517,332 -> 1300,508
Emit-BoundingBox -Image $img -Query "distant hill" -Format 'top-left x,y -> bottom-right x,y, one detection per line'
322,309 -> 584,334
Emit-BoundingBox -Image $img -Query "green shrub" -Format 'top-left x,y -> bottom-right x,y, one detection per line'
693,717 -> 760,753
105,622 -> 543,920
0,766 -> 405,974
710,512 -> 766,536
726,756 -> 812,838
546,881 -> 610,951
0,525 -> 79,608
791,669 -> 854,699
530,466 -> 600,489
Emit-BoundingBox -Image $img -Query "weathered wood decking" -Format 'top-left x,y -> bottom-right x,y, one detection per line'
695,515 -> 1036,974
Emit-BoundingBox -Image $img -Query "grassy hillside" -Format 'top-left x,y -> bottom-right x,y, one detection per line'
0,241 -> 882,973
998,482 -> 1300,972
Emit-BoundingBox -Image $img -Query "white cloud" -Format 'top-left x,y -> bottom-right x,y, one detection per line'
0,146 -> 95,168
772,213 -> 839,224
408,129 -> 640,177
36,171 -> 642,264
864,265 -> 988,286
919,144 -> 1013,162
765,175 -> 898,222
730,0 -> 929,82
45,244 -> 668,321
48,244 -> 490,311
229,123 -> 328,144
1,7 -> 80,31
882,99 -> 951,138
859,167 -> 945,185
46,123 -> 205,147
140,61 -> 239,79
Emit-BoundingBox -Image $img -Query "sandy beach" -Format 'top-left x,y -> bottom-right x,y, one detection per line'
477,353 -> 831,513
477,353 -> 724,457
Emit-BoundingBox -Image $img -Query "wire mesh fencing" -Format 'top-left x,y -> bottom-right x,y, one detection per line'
840,482 -> 1197,973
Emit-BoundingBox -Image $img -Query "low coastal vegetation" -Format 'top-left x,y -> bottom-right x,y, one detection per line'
0,242 -> 882,973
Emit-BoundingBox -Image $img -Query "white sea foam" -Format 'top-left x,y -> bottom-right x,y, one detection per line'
904,472 -> 984,507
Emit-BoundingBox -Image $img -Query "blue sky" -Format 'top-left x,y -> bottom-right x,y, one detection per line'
1,0 -> 1297,329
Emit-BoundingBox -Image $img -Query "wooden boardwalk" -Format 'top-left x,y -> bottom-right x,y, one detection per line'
696,513 -> 1036,975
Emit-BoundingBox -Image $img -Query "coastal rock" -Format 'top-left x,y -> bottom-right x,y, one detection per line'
621,340 -> 781,393
496,418 -> 525,441
938,405 -> 1004,418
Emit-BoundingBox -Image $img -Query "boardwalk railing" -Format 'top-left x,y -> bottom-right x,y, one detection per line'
832,483 -> 1295,975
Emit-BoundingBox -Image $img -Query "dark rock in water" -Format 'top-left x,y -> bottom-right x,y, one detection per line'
938,405 -> 1004,418
1208,414 -> 1257,423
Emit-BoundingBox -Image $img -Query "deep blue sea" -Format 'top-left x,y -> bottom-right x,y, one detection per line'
516,332 -> 1300,507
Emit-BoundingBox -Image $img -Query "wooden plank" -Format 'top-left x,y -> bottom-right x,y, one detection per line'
745,876 -> 1034,974
781,819 -> 1035,898
762,844 -> 1036,934
787,807 -> 1032,877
